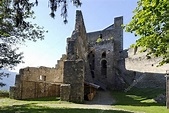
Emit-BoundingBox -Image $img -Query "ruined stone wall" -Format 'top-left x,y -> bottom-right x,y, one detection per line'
10,57 -> 66,99
124,48 -> 168,89
92,41 -> 115,89
66,10 -> 92,83
18,66 -> 62,83
21,81 -> 60,99
55,54 -> 67,81
87,30 -> 115,43
87,16 -> 123,58
63,60 -> 84,102
126,48 -> 169,73
74,10 -> 88,60
86,16 -> 123,89
166,75 -> 169,109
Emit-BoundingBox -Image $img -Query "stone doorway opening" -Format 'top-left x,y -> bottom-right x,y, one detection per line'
101,60 -> 107,78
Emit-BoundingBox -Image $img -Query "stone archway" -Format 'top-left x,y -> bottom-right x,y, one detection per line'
101,59 -> 107,78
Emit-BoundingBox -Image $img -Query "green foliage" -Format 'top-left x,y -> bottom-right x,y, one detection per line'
0,90 -> 9,97
125,0 -> 169,66
36,0 -> 82,23
0,0 -> 46,86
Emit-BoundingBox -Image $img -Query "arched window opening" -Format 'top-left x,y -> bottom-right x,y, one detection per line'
102,51 -> 106,58
101,60 -> 107,78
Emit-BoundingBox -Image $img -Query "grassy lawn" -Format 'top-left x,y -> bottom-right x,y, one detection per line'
112,88 -> 169,113
0,89 -> 169,113
0,103 -> 130,113
0,91 -> 130,113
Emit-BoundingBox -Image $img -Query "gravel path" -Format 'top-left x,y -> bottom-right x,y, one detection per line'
37,90 -> 144,113
85,90 -> 115,105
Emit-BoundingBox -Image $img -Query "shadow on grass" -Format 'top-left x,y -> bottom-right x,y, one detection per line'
0,103 -> 134,113
24,97 -> 60,101
112,88 -> 165,106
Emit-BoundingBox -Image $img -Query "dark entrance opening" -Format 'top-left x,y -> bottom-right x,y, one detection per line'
102,51 -> 106,58
88,51 -> 95,78
101,60 -> 107,78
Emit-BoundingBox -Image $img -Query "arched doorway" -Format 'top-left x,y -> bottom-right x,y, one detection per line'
101,60 -> 107,78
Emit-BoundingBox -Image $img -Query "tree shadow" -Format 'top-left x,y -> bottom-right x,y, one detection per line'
113,88 -> 165,107
0,103 -> 134,113
24,96 -> 60,101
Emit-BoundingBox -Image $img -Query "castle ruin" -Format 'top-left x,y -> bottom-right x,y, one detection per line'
10,10 -> 169,103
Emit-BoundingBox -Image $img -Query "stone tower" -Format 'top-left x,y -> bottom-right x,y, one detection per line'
86,16 -> 123,90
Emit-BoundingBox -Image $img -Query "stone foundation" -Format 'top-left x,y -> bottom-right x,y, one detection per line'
60,84 -> 71,101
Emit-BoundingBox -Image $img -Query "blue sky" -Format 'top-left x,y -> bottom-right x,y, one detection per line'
14,0 -> 138,72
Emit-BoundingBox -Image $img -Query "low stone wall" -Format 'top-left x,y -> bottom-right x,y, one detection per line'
134,72 -> 166,89
10,81 -> 60,99
60,84 -> 71,101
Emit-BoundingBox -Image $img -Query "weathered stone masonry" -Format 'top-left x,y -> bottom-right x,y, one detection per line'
166,75 -> 169,108
10,10 -> 168,103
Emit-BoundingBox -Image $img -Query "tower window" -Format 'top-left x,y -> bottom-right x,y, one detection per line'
40,75 -> 46,81
102,51 -> 106,58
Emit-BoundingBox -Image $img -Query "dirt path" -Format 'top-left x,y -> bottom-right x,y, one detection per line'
38,90 -> 116,110
37,90 -> 144,113
85,90 -> 115,105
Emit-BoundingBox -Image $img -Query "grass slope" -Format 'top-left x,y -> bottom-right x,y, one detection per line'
112,88 -> 168,113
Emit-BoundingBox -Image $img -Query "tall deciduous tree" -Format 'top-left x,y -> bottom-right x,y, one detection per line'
0,0 -> 81,86
125,0 -> 169,66
0,0 -> 45,86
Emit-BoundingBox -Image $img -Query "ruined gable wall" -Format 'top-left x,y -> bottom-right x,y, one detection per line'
72,10 -> 92,82
74,10 -> 88,60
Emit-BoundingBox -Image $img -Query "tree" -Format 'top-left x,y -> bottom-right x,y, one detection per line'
33,0 -> 81,23
0,0 -> 81,86
125,0 -> 169,66
0,0 -> 45,86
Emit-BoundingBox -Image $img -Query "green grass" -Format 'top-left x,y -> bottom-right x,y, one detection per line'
112,88 -> 169,113
0,88 -> 169,113
0,104 -> 131,113
0,97 -> 130,113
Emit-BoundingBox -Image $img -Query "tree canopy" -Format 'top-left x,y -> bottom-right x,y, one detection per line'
47,0 -> 81,23
0,0 -> 81,86
0,0 -> 45,86
125,0 -> 169,66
